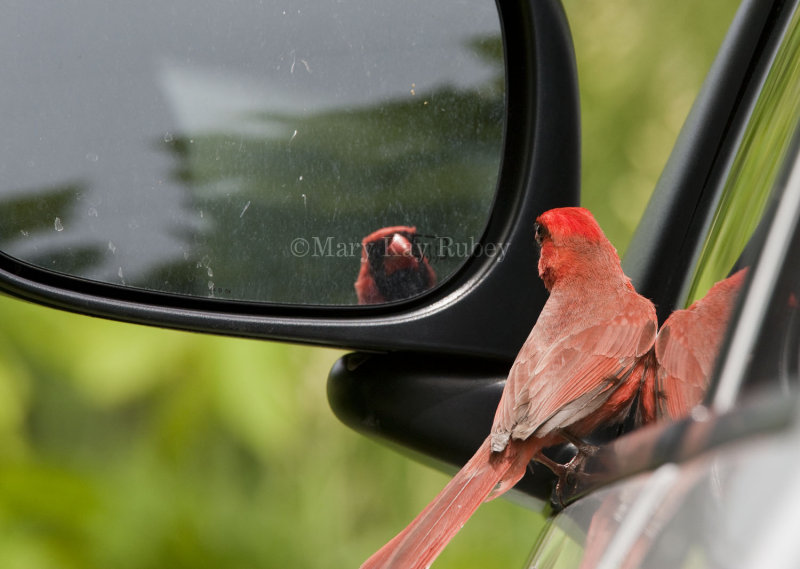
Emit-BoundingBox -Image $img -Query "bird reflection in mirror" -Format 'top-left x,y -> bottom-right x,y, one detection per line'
354,226 -> 437,304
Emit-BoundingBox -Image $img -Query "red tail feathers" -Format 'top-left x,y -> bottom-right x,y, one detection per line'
360,437 -> 540,569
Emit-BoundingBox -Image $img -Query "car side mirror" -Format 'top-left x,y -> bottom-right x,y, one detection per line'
0,0 -> 579,506
0,0 -> 579,361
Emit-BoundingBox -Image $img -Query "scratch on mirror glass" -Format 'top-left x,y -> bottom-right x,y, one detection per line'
289,129 -> 298,144
117,267 -> 125,285
198,255 -> 214,278
289,50 -> 311,74
240,200 -> 251,218
54,217 -> 63,232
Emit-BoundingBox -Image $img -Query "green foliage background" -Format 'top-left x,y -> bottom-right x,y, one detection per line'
0,1 -> 738,567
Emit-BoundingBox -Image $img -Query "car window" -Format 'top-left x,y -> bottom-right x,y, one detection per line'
701,2 -> 800,405
669,0 -> 800,404
713,131 -> 800,404
738,213 -> 800,397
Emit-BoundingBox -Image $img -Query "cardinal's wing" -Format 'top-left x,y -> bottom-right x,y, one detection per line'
495,297 -> 657,443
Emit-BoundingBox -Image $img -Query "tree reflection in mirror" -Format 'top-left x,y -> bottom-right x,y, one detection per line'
0,0 -> 505,304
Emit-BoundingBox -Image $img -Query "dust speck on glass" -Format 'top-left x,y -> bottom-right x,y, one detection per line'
0,0 -> 505,304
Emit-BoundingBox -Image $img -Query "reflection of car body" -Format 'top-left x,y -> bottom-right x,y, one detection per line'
1,0 -> 799,568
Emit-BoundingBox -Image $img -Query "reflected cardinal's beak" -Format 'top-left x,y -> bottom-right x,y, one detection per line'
384,234 -> 417,274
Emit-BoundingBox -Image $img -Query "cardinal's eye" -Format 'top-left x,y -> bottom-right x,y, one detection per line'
534,222 -> 548,246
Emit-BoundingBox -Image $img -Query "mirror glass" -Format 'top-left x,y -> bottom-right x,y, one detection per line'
0,1 -> 505,305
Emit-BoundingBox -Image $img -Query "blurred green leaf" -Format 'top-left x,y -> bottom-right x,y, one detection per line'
569,0 -> 739,254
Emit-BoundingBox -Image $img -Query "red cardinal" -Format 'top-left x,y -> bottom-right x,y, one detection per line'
640,268 -> 748,422
360,207 -> 657,569
355,226 -> 437,304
